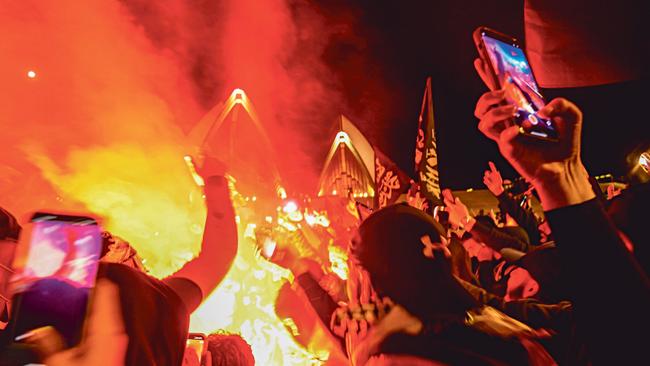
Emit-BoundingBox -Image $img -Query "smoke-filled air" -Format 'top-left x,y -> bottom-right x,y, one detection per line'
0,0 -> 367,364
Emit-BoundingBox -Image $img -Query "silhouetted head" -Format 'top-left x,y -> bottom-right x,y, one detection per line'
351,204 -> 477,321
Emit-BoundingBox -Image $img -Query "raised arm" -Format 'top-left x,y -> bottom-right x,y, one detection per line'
474,57 -> 650,362
166,159 -> 238,311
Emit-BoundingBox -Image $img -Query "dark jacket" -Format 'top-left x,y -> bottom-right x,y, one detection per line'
545,199 -> 650,364
496,192 -> 543,246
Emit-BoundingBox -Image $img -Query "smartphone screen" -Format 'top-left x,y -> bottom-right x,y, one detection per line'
480,31 -> 558,141
10,213 -> 101,348
185,333 -> 206,364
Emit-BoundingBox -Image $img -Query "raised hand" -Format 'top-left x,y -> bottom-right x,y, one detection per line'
473,59 -> 594,210
442,189 -> 472,230
483,161 -> 504,196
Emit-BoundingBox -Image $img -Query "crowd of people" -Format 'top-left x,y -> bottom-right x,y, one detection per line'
272,63 -> 650,365
1,25 -> 649,366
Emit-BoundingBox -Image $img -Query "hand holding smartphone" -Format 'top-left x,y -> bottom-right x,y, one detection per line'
473,26 -> 559,142
9,212 -> 102,349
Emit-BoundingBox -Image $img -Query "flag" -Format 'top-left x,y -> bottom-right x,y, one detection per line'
414,77 -> 442,205
374,148 -> 411,209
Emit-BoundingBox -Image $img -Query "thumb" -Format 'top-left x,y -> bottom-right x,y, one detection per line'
21,326 -> 68,361
538,98 -> 582,124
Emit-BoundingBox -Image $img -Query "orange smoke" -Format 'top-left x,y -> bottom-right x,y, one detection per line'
1,0 -> 354,364
0,0 -> 204,276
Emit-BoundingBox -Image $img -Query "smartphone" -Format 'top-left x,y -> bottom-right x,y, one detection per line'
185,333 -> 206,364
9,212 -> 102,348
473,27 -> 559,142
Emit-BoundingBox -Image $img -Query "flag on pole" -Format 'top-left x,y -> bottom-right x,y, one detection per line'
414,77 -> 442,205
374,148 -> 411,209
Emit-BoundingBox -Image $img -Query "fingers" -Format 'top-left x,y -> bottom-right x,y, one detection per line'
441,189 -> 455,205
474,89 -> 506,118
500,125 -> 521,143
21,326 -> 68,361
538,98 -> 582,124
87,279 -> 125,337
473,58 -> 497,91
483,175 -> 494,188
488,161 -> 497,173
483,174 -> 490,184
478,105 -> 518,141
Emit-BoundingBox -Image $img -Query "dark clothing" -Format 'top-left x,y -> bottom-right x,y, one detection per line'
98,263 -> 202,366
473,259 -> 511,298
0,207 -> 20,242
496,192 -> 542,246
545,199 -> 650,364
381,324 -> 532,366
459,277 -> 589,365
459,277 -> 572,331
516,244 -> 565,303
470,221 -> 530,253
295,273 -> 338,332
295,273 -> 346,353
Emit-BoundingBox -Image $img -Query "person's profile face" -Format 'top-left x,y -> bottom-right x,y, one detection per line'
462,237 -> 495,262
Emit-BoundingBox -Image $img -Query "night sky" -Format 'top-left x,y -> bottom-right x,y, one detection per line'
322,0 -> 648,189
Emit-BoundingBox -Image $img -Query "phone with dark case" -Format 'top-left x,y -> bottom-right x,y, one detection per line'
9,212 -> 102,348
473,26 -> 559,142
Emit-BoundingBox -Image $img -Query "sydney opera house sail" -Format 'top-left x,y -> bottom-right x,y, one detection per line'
318,115 -> 375,207
188,89 -> 283,203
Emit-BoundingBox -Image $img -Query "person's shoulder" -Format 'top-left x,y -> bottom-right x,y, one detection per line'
98,262 -> 189,313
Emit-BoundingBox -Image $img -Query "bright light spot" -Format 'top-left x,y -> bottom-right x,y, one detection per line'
639,152 -> 650,173
304,213 -> 316,226
282,200 -> 298,213
277,186 -> 287,199
243,223 -> 257,240
261,238 -> 276,259
288,211 -> 303,222
277,217 -> 297,232
27,70 -> 36,78
231,88 -> 247,104
282,318 -> 300,336
328,245 -> 349,280
335,131 -> 350,144
253,270 -> 266,280
317,216 -> 330,228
